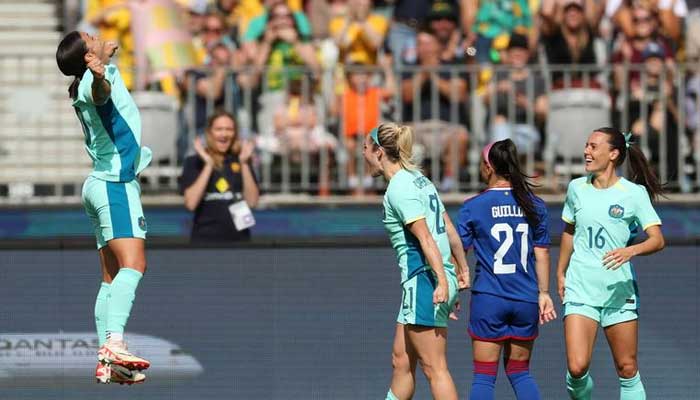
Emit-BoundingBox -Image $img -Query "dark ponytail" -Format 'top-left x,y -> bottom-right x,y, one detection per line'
487,139 -> 540,227
594,127 -> 665,201
56,31 -> 88,100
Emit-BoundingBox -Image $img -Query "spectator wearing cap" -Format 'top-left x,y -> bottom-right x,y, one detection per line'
612,4 -> 675,92
427,0 -> 466,63
181,0 -> 209,36
329,0 -> 389,65
540,0 -> 600,87
466,0 -> 533,64
387,0 -> 470,65
484,33 -> 547,155
400,27 -> 469,191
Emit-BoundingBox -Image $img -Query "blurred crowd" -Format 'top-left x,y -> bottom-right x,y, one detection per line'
76,0 -> 700,194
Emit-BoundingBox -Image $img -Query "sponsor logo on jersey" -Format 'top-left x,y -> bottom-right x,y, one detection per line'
609,204 -> 625,219
204,192 -> 234,201
215,177 -> 230,193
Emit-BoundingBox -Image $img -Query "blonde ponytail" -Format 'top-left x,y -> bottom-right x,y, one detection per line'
377,123 -> 420,171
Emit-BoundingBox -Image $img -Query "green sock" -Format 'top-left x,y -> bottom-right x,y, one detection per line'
385,388 -> 399,400
106,268 -> 143,337
566,370 -> 594,400
620,372 -> 645,400
94,282 -> 110,346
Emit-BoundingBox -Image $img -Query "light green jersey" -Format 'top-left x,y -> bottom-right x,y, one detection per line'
72,64 -> 151,182
562,176 -> 661,309
382,169 -> 455,283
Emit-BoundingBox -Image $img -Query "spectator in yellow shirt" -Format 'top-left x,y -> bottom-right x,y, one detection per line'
215,0 -> 304,41
329,0 -> 389,65
84,0 -> 135,89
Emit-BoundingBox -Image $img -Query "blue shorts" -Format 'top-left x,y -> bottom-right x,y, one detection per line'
468,292 -> 539,342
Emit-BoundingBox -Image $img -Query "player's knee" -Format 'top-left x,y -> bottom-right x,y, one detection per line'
615,358 -> 638,378
391,350 -> 410,372
418,358 -> 447,382
121,259 -> 146,274
567,360 -> 591,378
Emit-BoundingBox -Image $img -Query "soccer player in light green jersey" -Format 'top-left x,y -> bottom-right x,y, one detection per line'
56,31 -> 153,384
363,123 -> 470,400
557,127 -> 666,400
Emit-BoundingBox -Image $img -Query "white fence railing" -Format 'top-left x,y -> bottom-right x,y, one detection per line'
0,61 -> 698,203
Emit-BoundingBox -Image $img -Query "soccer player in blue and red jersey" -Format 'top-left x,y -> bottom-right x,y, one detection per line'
457,139 -> 557,400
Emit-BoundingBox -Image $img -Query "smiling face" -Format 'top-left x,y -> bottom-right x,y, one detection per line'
207,115 -> 237,154
584,131 -> 619,173
79,32 -> 117,64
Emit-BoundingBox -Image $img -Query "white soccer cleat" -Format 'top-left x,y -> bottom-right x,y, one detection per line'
98,339 -> 151,371
110,364 -> 146,385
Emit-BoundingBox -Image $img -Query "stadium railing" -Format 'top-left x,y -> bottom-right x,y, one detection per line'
0,61 -> 698,204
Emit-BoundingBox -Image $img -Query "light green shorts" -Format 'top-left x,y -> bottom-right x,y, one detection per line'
564,302 -> 638,328
82,175 -> 147,249
397,270 -> 458,328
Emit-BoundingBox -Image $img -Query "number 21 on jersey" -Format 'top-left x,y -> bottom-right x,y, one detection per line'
491,223 -> 529,274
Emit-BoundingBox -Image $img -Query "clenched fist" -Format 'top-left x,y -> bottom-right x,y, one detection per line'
85,53 -> 105,81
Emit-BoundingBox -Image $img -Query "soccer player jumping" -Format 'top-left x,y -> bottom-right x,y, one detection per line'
56,31 -> 152,385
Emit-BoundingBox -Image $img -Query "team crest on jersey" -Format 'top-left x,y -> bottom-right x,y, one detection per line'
215,177 -> 230,193
608,204 -> 625,219
413,176 -> 430,189
138,216 -> 147,231
230,162 -> 241,173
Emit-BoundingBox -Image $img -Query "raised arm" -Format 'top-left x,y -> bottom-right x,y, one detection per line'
86,53 -> 111,105
183,138 -> 215,211
238,141 -> 260,208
